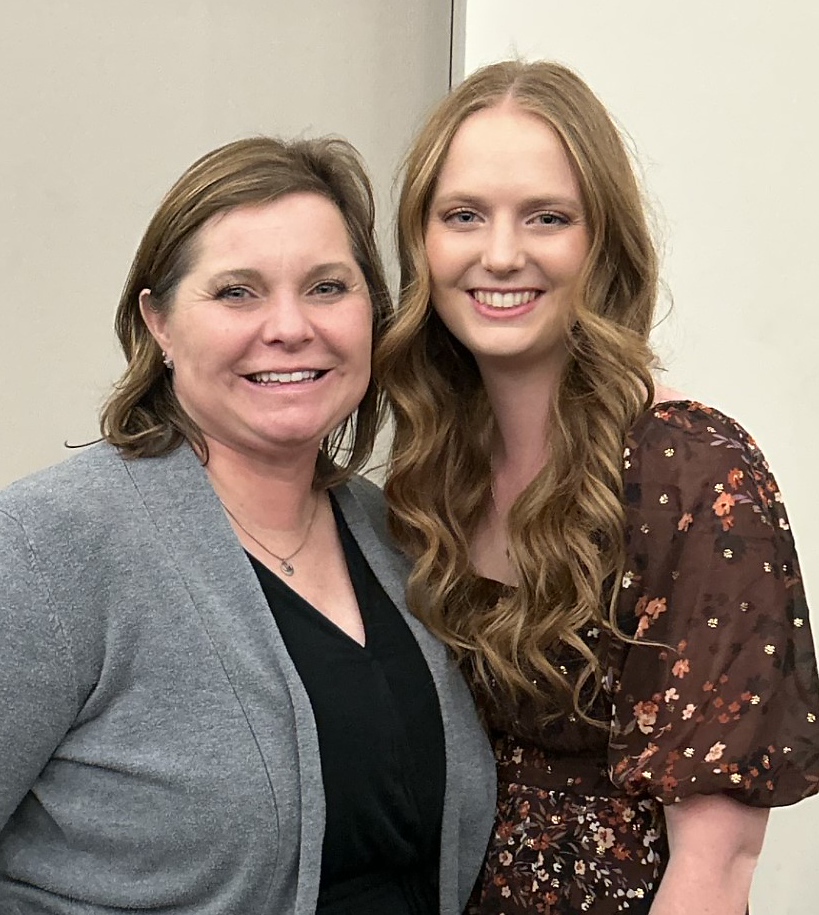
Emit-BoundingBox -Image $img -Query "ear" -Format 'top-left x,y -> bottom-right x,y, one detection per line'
139,289 -> 172,355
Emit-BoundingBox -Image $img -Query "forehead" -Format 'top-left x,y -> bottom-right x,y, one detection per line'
191,193 -> 356,267
434,104 -> 581,201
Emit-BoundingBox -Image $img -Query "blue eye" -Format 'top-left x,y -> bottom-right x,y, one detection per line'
531,212 -> 568,227
216,285 -> 252,301
312,280 -> 348,296
445,209 -> 480,225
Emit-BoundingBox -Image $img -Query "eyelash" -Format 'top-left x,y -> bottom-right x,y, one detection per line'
213,279 -> 349,301
215,284 -> 252,301
530,212 -> 569,227
444,208 -> 480,225
311,279 -> 348,296
442,209 -> 570,227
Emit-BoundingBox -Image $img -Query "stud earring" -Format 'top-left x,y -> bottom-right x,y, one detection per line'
162,351 -> 174,370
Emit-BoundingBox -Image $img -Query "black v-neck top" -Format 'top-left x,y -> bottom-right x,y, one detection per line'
247,499 -> 446,915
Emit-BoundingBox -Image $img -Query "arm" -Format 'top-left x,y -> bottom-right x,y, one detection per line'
650,794 -> 768,915
0,508 -> 77,829
610,406 -> 819,908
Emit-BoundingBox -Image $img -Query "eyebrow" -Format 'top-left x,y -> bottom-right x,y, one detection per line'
432,192 -> 583,211
303,261 -> 357,281
209,268 -> 265,284
208,262 -> 356,285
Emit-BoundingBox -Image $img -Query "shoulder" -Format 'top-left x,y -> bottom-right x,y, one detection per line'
344,472 -> 384,506
619,405 -> 808,586
0,443 -> 127,519
630,400 -> 761,458
339,473 -> 387,530
625,400 -> 784,527
0,444 -> 141,613
0,448 -> 130,678
334,474 -> 411,577
0,443 -> 194,557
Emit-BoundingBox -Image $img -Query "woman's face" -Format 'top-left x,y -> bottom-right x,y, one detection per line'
425,102 -> 590,378
142,193 -> 373,463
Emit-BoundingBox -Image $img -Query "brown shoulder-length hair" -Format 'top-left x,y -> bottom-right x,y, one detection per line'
100,135 -> 391,487
376,60 -> 659,723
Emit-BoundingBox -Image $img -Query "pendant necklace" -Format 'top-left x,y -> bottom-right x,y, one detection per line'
219,493 -> 320,577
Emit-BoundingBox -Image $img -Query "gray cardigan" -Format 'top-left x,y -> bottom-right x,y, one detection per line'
0,443 -> 496,914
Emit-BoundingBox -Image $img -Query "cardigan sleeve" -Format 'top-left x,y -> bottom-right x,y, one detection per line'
0,508 -> 79,829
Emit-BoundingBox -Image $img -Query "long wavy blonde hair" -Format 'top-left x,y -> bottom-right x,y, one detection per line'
376,61 -> 659,722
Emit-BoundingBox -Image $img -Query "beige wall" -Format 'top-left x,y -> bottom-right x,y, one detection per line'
462,0 -> 819,908
0,0 -> 451,486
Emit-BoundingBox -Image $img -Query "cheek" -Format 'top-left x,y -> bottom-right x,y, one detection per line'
342,303 -> 374,364
565,232 -> 591,279
424,230 -> 459,287
164,309 -> 231,357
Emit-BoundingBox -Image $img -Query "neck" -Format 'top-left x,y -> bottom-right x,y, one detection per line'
203,437 -> 320,530
479,357 -> 562,495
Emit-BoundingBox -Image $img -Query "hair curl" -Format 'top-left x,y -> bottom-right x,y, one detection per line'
376,60 -> 659,723
100,135 -> 391,487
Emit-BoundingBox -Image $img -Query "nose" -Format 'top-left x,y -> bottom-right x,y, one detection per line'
260,293 -> 315,348
480,219 -> 526,274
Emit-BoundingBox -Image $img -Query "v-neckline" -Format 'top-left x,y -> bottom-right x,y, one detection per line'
246,494 -> 370,651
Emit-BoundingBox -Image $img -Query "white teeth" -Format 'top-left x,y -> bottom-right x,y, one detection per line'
250,370 -> 320,384
473,289 -> 539,308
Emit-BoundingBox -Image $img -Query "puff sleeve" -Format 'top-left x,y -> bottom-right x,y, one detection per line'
608,403 -> 819,807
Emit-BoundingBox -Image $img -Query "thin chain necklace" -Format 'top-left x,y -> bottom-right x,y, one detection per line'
489,456 -> 515,564
219,493 -> 320,577
489,473 -> 501,518
489,454 -> 503,518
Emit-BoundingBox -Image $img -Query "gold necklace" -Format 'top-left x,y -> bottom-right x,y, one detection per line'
489,454 -> 503,518
489,457 -> 514,563
489,473 -> 501,517
219,494 -> 320,577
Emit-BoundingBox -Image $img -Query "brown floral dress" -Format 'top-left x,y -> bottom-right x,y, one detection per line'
467,402 -> 819,915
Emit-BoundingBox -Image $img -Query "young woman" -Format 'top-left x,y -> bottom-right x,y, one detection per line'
377,60 -> 819,914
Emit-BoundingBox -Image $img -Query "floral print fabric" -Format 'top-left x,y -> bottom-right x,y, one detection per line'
467,402 -> 819,914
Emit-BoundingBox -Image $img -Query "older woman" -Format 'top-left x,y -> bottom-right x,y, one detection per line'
378,61 -> 819,914
0,136 -> 495,914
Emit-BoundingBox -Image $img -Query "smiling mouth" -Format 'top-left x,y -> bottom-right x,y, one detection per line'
471,289 -> 541,309
245,370 -> 327,385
